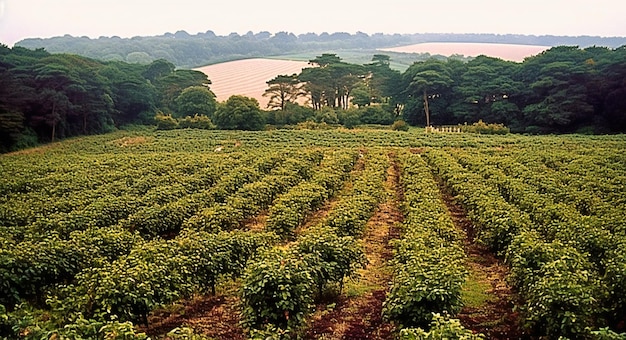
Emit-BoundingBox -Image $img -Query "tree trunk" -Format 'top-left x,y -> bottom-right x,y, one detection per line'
51,101 -> 57,142
423,90 -> 430,127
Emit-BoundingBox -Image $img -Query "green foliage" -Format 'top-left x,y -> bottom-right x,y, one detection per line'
591,327 -> 626,340
214,95 -> 265,130
460,120 -> 510,134
297,226 -> 367,295
391,119 -> 410,131
240,248 -> 314,331
165,327 -> 213,340
1,129 -> 625,339
359,105 -> 396,125
399,313 -> 485,339
383,153 -> 467,329
155,112 -> 179,130
178,114 -> 216,130
174,86 -> 217,118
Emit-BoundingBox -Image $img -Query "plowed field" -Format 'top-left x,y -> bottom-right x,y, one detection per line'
379,42 -> 549,62
195,58 -> 310,108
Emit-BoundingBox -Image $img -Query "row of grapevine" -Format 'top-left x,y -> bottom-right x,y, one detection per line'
0,150 -> 324,309
240,150 -> 390,336
265,150 -> 358,238
2,229 -> 277,338
383,152 -> 467,330
0,152 -> 244,238
426,149 -> 626,338
0,152 -> 297,308
324,150 -> 389,237
183,152 -> 323,233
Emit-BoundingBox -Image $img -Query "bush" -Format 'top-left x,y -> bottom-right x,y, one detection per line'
178,114 -> 216,130
240,248 -> 313,331
392,119 -> 410,131
461,120 -> 509,134
155,112 -> 178,130
399,313 -> 485,339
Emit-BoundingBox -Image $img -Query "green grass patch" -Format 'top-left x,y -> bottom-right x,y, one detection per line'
461,270 -> 496,308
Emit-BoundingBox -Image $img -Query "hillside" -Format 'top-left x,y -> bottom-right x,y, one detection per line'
194,59 -> 310,108
15,31 -> 626,68
379,42 -> 550,62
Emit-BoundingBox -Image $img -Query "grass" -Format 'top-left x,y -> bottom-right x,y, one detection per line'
461,270 -> 496,308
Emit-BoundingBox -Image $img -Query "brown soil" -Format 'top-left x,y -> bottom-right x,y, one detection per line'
304,152 -> 404,340
294,153 -> 366,237
112,136 -> 153,147
140,294 -> 246,340
242,211 -> 267,232
437,183 -> 523,339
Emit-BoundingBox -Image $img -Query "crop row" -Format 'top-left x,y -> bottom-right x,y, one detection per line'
0,150 -> 322,309
265,150 -> 358,238
240,150 -> 389,336
425,149 -> 626,338
382,152 -> 467,330
0,152 -> 250,238
2,229 -> 277,339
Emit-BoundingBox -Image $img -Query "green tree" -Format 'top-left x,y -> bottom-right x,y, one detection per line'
402,59 -> 454,126
263,74 -> 303,110
214,95 -> 265,130
455,56 -> 522,125
154,69 -> 211,113
174,86 -> 217,118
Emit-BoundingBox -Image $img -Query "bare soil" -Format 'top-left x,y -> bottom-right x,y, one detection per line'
140,294 -> 246,340
437,182 -> 524,339
303,152 -> 404,340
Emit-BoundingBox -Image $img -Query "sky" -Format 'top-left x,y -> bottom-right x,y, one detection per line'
1,0 -> 625,47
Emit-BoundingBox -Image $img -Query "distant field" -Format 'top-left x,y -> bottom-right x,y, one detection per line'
195,58 -> 310,108
379,42 -> 550,62
194,43 -> 548,107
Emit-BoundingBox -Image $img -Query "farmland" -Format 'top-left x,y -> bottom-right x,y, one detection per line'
1,128 -> 625,339
194,59 -> 310,109
379,42 -> 549,62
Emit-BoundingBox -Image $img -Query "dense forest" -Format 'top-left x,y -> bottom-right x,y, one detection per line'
0,45 -> 211,152
1,44 -> 626,153
16,31 -> 626,68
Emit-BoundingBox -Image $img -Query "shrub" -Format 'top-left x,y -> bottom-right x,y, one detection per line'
178,114 -> 216,130
240,248 -> 313,331
392,119 -> 410,131
399,313 -> 485,339
460,120 -> 509,134
155,112 -> 178,130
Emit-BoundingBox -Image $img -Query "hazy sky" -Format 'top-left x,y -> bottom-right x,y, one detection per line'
1,0 -> 625,47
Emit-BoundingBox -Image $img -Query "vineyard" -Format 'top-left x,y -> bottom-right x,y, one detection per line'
1,128 -> 625,339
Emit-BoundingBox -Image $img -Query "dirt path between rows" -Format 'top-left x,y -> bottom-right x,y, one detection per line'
141,153 -> 368,339
304,152 -> 404,340
436,182 -> 523,339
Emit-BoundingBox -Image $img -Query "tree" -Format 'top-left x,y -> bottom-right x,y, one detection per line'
299,54 -> 367,110
263,74 -> 302,110
143,59 -> 175,82
153,69 -> 211,113
214,95 -> 265,130
522,60 -> 594,131
174,86 -> 217,118
456,56 -> 522,125
403,59 -> 454,126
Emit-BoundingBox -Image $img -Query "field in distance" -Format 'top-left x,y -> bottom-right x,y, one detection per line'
194,58 -> 310,109
379,42 -> 550,62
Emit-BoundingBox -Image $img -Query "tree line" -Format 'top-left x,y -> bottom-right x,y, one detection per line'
265,46 -> 626,134
0,45 -> 211,152
16,31 -> 626,68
